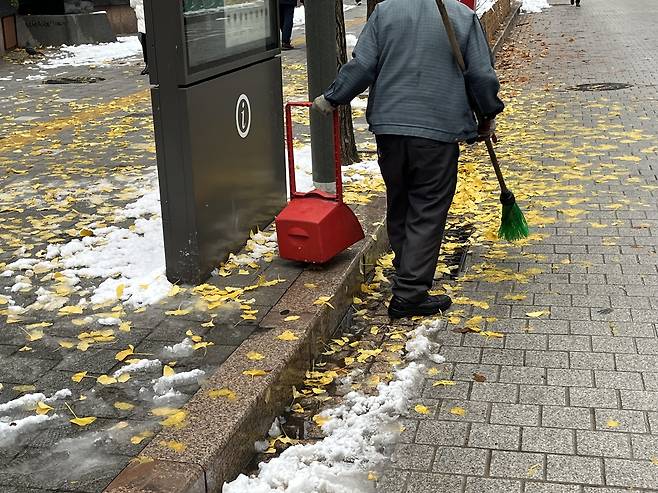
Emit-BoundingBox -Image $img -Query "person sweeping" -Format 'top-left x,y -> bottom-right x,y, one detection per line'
312,0 -> 505,318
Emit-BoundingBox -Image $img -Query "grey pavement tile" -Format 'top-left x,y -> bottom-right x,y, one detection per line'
616,354 -> 658,372
547,368 -> 593,387
414,420 -> 469,447
490,403 -> 540,427
630,434 -> 658,460
439,346 -> 481,364
481,348 -> 524,366
432,446 -> 488,475
569,387 -> 619,409
524,483 -> 580,493
421,379 -> 470,400
470,382 -> 518,403
643,372 -> 658,391
542,406 -> 593,430
452,363 -> 499,382
505,334 -> 548,350
399,418 -> 420,444
521,426 -> 575,455
635,338 -> 658,355
375,469 -> 409,493
464,477 -> 522,493
437,400 -> 488,423
520,385 -> 566,406
0,355 -> 58,385
591,336 -> 637,354
620,390 -> 658,411
468,423 -> 520,451
402,473 -> 464,493
490,450 -> 545,480
546,454 -> 603,486
390,443 -> 436,472
594,370 -> 644,390
525,350 -> 569,369
499,365 -> 546,385
576,430 -> 632,458
594,409 -> 648,434
569,352 -> 616,370
549,335 -> 591,352
605,458 -> 658,489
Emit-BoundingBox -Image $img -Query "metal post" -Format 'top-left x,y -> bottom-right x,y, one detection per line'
305,0 -> 337,193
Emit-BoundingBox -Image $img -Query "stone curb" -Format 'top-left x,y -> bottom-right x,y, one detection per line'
104,196 -> 389,493
493,0 -> 522,57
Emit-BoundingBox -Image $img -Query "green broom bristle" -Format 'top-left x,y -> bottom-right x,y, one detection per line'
498,200 -> 529,242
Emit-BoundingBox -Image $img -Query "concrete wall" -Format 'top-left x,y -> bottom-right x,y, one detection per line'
98,4 -> 136,34
16,11 -> 116,47
480,0 -> 513,45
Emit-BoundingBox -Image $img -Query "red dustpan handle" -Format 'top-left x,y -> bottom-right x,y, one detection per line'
285,102 -> 343,203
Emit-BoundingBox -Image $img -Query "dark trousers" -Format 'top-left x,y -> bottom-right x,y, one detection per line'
279,4 -> 295,44
138,32 -> 148,66
376,135 -> 459,303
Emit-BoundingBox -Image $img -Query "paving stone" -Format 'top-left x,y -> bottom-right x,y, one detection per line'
616,354 -> 658,372
464,477 -> 522,493
524,483 -> 580,493
390,444 -> 436,471
468,423 -> 520,451
630,434 -> 658,460
605,458 -> 658,489
549,335 -> 591,352
432,446 -> 488,475
620,390 -> 658,411
470,382 -> 518,403
522,427 -> 574,455
591,336 -> 636,354
482,348 -> 524,366
576,430 -> 631,458
547,368 -> 593,387
520,385 -> 566,406
375,469 -> 409,493
437,400 -> 489,423
422,379 -> 470,400
546,454 -> 603,485
401,472 -> 463,493
439,346 -> 481,364
490,403 -> 540,427
505,334 -> 548,350
542,406 -> 593,430
452,363 -> 500,382
594,371 -> 644,390
499,365 -> 546,385
569,352 -> 615,370
525,350 -> 569,369
594,409 -> 648,434
490,450 -> 544,480
569,387 -> 618,409
415,420 -> 469,447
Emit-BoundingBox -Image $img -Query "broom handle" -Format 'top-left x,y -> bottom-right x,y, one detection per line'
435,0 -> 509,194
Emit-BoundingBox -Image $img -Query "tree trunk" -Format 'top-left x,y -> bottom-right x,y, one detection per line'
367,0 -> 383,19
335,0 -> 359,165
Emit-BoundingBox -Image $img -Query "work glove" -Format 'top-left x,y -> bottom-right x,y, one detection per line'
475,118 -> 496,141
312,95 -> 335,116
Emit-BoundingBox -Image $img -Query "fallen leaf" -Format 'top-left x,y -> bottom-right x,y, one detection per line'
114,402 -> 135,411
59,305 -> 83,315
473,373 -> 487,382
117,373 -> 131,383
414,404 -> 430,415
163,365 -> 175,377
432,380 -> 456,387
449,406 -> 466,416
115,345 -> 135,361
165,308 -> 191,316
13,384 -> 36,393
525,310 -> 550,318
607,419 -> 620,428
160,440 -> 187,453
71,371 -> 88,383
277,330 -> 299,341
313,414 -> 330,426
284,315 -> 301,322
208,388 -> 237,400
246,351 -> 265,361
35,401 -> 54,415
243,369 -> 268,378
116,284 -> 125,299
70,416 -> 97,427
160,411 -> 187,428
97,375 -> 117,385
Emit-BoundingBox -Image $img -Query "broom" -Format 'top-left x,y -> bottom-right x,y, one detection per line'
435,0 -> 529,241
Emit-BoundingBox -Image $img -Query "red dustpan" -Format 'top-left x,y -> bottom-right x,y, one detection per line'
276,102 -> 364,263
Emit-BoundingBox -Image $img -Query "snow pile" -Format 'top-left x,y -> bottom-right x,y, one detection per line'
38,36 -> 142,69
521,0 -> 550,13
0,389 -> 71,414
162,338 -> 195,358
152,369 -> 205,396
113,358 -> 162,377
223,320 -> 445,493
476,0 -> 498,16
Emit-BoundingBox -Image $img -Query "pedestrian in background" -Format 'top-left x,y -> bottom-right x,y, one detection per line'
312,0 -> 504,318
279,0 -> 298,50
130,0 -> 148,75
570,0 -> 581,6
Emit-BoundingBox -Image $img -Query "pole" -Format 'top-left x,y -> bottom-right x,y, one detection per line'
305,0 -> 337,192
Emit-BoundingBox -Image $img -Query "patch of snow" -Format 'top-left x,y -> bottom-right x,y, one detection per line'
254,440 -> 270,453
98,317 -> 120,326
113,358 -> 162,377
521,0 -> 550,13
162,338 -> 195,359
0,389 -> 71,414
38,36 -> 142,69
152,388 -> 184,406
152,369 -> 205,396
476,0 -> 498,16
346,34 -> 358,51
0,414 -> 59,445
223,320 -> 445,493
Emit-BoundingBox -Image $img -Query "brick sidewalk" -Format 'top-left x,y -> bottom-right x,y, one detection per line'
379,1 -> 658,492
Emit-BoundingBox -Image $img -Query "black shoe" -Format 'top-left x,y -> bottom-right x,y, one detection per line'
141,65 -> 149,76
575,0 -> 580,5
570,0 -> 574,4
388,295 -> 452,319
282,43 -> 295,51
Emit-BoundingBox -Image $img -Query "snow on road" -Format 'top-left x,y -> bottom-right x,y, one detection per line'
38,36 -> 142,69
521,0 -> 550,13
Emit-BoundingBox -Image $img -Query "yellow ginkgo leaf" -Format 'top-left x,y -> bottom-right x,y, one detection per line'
59,340 -> 75,349
284,315 -> 301,322
313,296 -> 335,309
116,284 -> 125,299
277,330 -> 299,342
246,351 -> 265,361
77,341 -> 90,352
243,369 -> 268,378
427,368 -> 440,376
165,308 -> 191,316
13,384 -> 36,393
97,375 -> 117,385
208,388 -> 237,400
35,401 -> 54,415
70,416 -> 97,427
114,402 -> 135,411
168,285 -> 182,297
117,373 -> 131,383
607,419 -> 620,428
27,330 -> 44,342
368,471 -> 378,481
119,321 -> 132,332
160,411 -> 187,428
291,403 -> 304,413
115,345 -> 134,361
201,320 -> 215,328
480,331 -> 504,338
449,406 -> 466,416
131,431 -> 154,444
414,404 -> 430,415
160,440 -> 187,453
71,371 -> 88,383
313,414 -> 330,426
59,305 -> 83,315
192,341 -> 214,350
526,310 -> 550,318
503,293 -> 527,301
163,365 -> 175,377
432,380 -> 456,387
